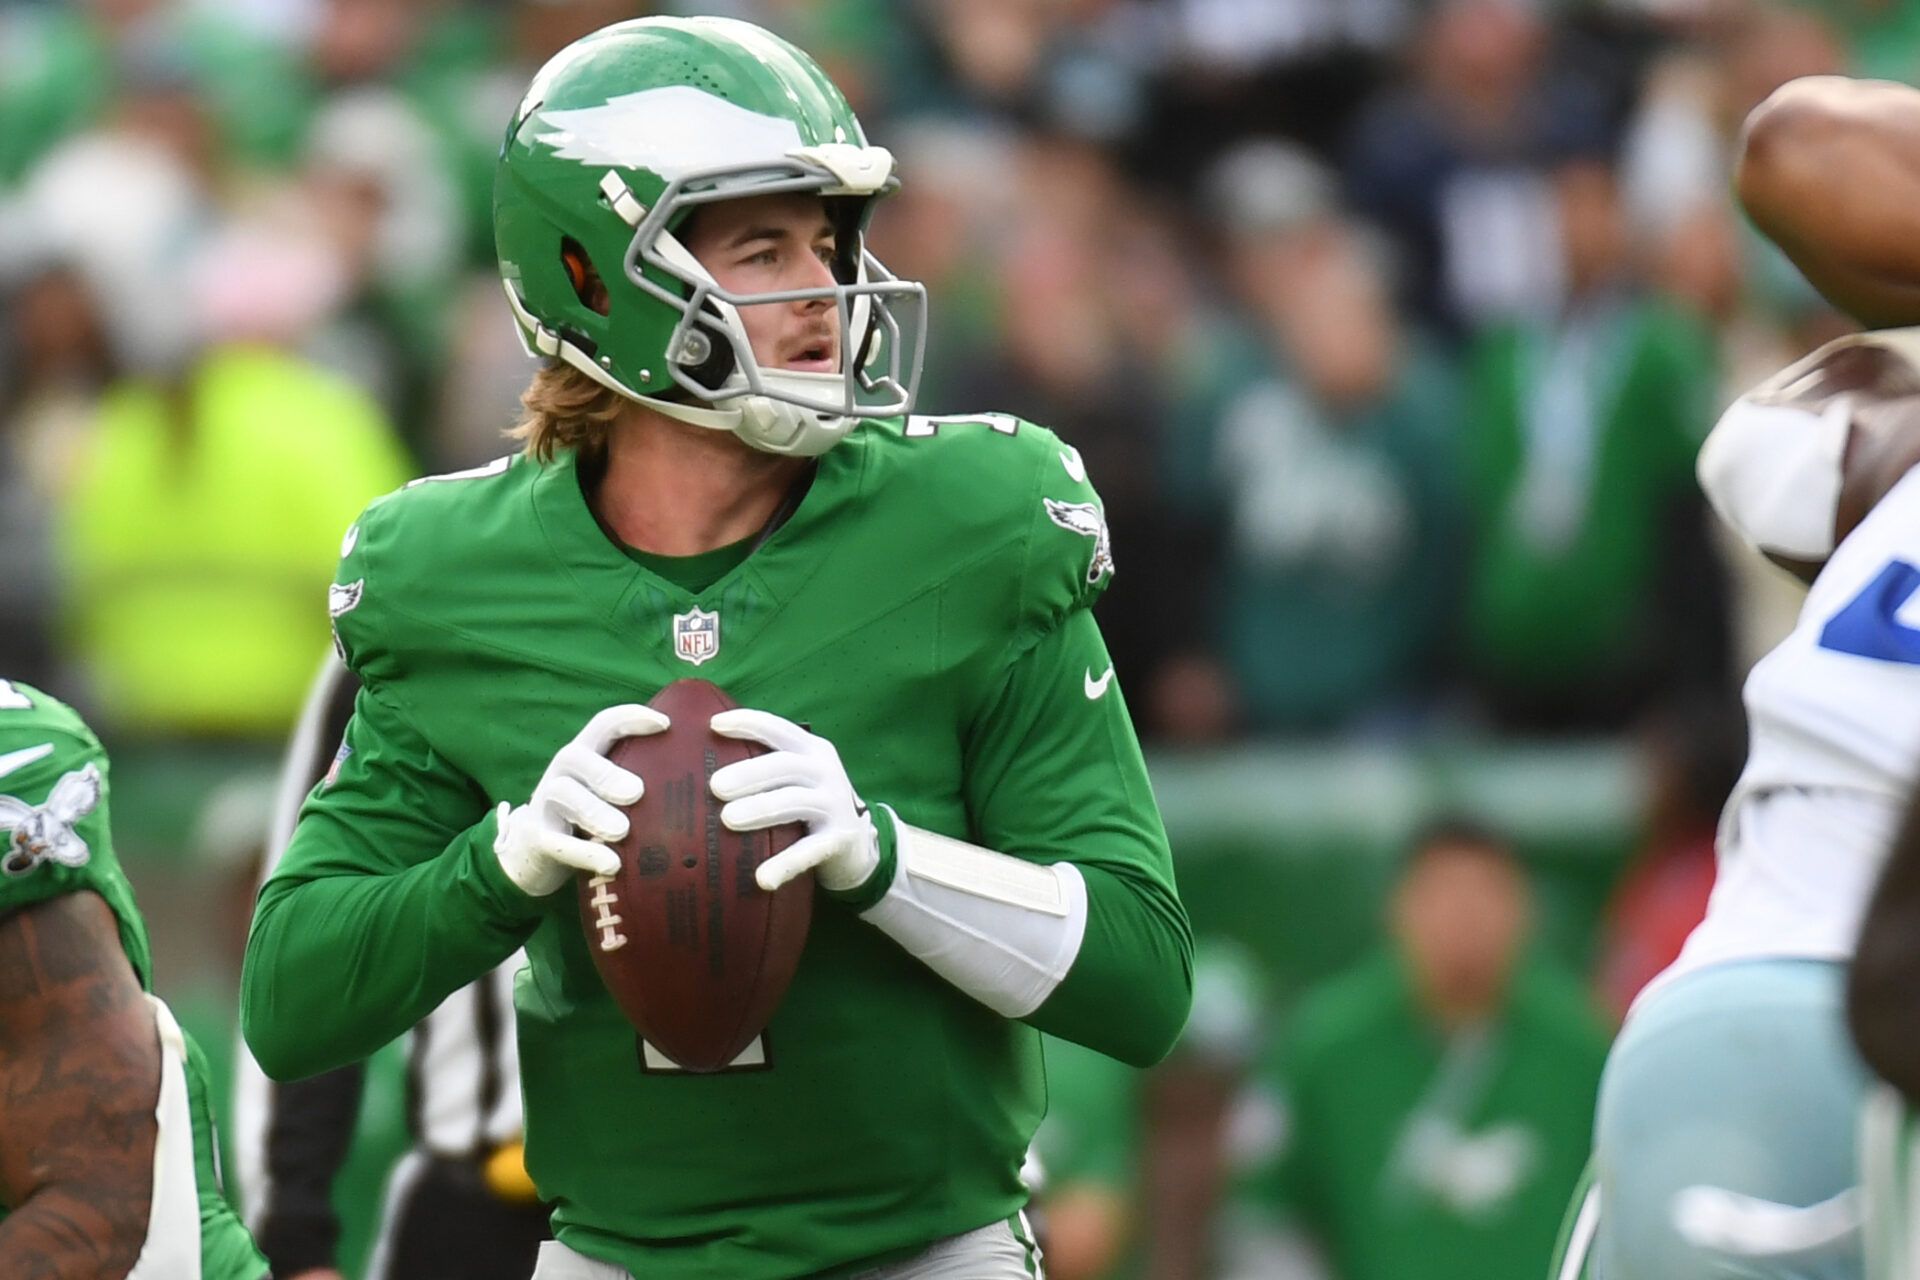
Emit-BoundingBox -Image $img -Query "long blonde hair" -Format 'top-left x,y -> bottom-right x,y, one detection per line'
510,362 -> 626,463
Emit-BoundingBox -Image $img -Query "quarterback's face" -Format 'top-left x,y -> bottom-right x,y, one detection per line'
681,194 -> 840,375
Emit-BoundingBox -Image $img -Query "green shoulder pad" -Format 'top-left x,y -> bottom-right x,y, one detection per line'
329,454 -> 533,681
0,682 -> 112,891
880,412 -> 1113,648
0,681 -> 148,983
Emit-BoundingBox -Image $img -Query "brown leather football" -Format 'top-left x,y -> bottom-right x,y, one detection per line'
576,678 -> 811,1072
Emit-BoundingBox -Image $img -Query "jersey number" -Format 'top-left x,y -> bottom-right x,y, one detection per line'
904,413 -> 1019,438
403,455 -> 511,488
636,1034 -> 769,1075
0,681 -> 30,711
1819,560 -> 1920,665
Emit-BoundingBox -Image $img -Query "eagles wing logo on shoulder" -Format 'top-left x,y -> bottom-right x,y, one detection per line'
1044,499 -> 1115,585
0,763 -> 102,877
329,580 -> 365,619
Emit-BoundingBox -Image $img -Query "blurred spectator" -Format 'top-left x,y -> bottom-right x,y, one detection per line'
1034,1036 -> 1138,1280
893,0 -> 1154,148
0,0 -> 309,182
1459,153 -> 1730,733
1839,0 -> 1920,83
58,334 -> 408,739
1616,3 -> 1850,673
865,120 -> 1019,415
0,236 -> 126,691
1116,0 -> 1414,185
1346,0 -> 1613,338
1135,940 -> 1268,1280
1033,942 -> 1268,1280
433,0 -> 650,468
950,137 -> 1202,722
6,105 -> 409,739
1236,821 -> 1610,1280
1,123 -> 214,692
1594,696 -> 1744,1023
0,259 -> 105,691
1170,143 -> 1461,734
284,86 -> 466,441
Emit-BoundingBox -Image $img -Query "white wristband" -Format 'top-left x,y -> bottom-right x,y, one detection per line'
1697,393 -> 1849,560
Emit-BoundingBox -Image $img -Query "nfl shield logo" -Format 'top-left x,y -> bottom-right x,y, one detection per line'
673,607 -> 721,666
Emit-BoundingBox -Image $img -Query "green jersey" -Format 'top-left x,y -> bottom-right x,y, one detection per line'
244,415 -> 1191,1279
0,681 -> 266,1280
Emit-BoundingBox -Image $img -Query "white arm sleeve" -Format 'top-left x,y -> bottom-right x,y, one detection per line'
858,807 -> 1090,1018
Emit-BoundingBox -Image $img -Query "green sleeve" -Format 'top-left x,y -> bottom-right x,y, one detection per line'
960,607 -> 1193,1067
240,680 -> 542,1081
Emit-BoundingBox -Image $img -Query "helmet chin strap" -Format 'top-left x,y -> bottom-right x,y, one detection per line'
648,369 -> 854,457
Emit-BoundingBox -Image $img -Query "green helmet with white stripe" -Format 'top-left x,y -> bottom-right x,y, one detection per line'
494,16 -> 926,456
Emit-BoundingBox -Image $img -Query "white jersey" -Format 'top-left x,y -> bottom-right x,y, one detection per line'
1653,466 -> 1920,997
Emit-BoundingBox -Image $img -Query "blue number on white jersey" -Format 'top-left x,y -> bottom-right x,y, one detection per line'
1819,561 -> 1920,665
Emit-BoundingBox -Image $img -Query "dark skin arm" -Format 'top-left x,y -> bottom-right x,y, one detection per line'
1738,76 -> 1920,328
0,892 -> 160,1279
1850,779 -> 1920,1102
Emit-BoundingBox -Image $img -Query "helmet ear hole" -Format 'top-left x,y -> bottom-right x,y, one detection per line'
560,238 -> 609,316
675,302 -> 738,394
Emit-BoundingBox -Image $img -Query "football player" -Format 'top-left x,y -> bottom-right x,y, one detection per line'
1550,73 -> 1920,1280
241,16 -> 1193,1280
0,677 -> 266,1277
1852,766 -> 1920,1280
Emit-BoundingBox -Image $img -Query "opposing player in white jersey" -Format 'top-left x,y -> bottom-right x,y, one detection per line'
1553,74 -> 1920,1279
1851,774 -> 1920,1280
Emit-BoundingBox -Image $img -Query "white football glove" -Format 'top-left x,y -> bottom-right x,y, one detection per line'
493,704 -> 670,897
708,709 -> 881,894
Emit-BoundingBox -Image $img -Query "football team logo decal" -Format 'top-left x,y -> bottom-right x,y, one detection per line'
1044,499 -> 1116,584
0,763 -> 102,877
673,607 -> 721,666
329,580 -> 364,619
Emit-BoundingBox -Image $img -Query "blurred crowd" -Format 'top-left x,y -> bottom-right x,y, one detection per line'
5,0 -> 1906,747
3,0 -> 1914,1276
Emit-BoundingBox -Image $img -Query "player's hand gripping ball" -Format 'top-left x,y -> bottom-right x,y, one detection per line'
577,679 -> 812,1072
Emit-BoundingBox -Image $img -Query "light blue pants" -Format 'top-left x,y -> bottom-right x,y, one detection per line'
1593,959 -> 1870,1279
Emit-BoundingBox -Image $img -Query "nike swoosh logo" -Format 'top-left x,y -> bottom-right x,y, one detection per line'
1060,448 -> 1087,485
1084,666 -> 1115,700
0,744 -> 56,781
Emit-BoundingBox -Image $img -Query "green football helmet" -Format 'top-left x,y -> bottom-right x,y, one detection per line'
494,16 -> 926,456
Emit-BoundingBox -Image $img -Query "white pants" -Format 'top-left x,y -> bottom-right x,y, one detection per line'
129,996 -> 204,1280
531,1214 -> 1044,1279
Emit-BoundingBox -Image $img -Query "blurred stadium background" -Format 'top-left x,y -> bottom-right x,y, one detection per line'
0,0 -> 1905,1275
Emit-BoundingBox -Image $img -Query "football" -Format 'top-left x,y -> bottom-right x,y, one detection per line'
577,678 -> 811,1071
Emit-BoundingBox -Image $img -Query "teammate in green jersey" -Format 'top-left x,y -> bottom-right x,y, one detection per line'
0,679 -> 267,1278
241,15 -> 1193,1280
